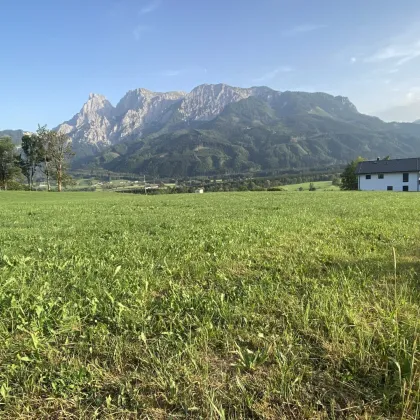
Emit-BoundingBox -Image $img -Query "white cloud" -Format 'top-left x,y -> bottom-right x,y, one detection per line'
139,0 -> 161,15
365,40 -> 420,66
253,66 -> 292,83
350,57 -> 357,64
283,24 -> 326,36
133,25 -> 150,41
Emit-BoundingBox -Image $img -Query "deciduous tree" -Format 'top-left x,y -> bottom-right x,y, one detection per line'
0,137 -> 21,190
36,126 -> 52,191
20,133 -> 44,190
37,126 -> 74,192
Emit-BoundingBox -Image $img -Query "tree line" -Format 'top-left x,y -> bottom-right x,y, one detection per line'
0,126 -> 74,191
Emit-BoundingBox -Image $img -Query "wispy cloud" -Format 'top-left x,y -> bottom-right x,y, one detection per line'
133,25 -> 150,41
370,67 -> 400,77
283,24 -> 326,37
253,66 -> 292,83
365,40 -> 420,66
350,57 -> 357,64
139,0 -> 161,15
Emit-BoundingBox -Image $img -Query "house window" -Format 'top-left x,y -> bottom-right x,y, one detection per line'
366,174 -> 371,179
387,186 -> 393,191
403,173 -> 409,182
403,186 -> 409,192
378,174 -> 384,179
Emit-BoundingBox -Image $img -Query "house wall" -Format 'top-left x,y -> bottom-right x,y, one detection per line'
359,172 -> 419,191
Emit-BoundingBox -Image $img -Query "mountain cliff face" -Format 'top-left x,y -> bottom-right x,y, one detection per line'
56,84 -> 277,153
113,89 -> 185,139
58,94 -> 115,151
57,89 -> 189,154
177,84 -> 255,121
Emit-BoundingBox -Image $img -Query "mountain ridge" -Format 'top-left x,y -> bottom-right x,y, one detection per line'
72,87 -> 420,177
5,84 -> 420,178
57,84 -> 363,154
56,84 -> 278,153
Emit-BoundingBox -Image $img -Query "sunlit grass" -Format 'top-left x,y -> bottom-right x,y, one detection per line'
283,180 -> 340,191
0,191 -> 419,418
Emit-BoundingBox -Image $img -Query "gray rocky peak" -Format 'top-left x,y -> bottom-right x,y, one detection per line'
115,88 -> 185,116
114,89 -> 186,138
178,84 -> 255,121
57,94 -> 116,147
81,93 -> 115,119
56,84 -> 282,150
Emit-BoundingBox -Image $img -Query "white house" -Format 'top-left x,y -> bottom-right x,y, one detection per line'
356,158 -> 420,192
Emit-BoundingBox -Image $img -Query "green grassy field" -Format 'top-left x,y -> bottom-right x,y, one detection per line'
283,180 -> 340,191
0,191 -> 419,418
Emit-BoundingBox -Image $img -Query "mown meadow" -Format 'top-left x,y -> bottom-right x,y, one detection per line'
0,191 -> 419,418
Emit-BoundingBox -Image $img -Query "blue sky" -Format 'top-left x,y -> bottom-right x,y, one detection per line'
1,0 -> 420,130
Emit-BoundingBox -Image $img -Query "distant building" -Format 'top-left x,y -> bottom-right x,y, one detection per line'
356,158 -> 420,191
146,184 -> 160,190
195,188 -> 204,194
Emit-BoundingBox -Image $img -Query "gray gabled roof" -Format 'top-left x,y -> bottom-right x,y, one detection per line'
356,158 -> 420,175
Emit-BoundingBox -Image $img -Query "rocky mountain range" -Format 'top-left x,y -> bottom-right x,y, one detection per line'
58,89 -> 186,153
57,84 -> 364,153
4,84 -> 420,177
68,85 -> 420,177
55,84 -> 278,155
